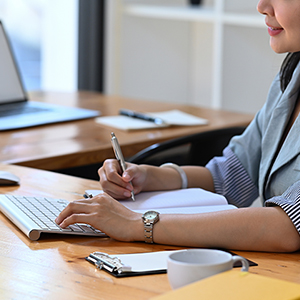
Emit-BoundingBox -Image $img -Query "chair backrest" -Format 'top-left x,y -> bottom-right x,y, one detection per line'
128,126 -> 246,166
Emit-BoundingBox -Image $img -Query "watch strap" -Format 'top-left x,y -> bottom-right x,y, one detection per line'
144,222 -> 155,243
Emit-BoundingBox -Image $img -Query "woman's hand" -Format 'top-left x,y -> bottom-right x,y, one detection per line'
99,159 -> 148,199
55,193 -> 143,242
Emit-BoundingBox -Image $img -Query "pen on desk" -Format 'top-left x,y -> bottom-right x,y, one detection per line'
83,192 -> 93,199
119,108 -> 166,125
111,132 -> 135,201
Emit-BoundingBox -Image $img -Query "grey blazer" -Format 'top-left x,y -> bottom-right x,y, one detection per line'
229,63 -> 300,201
206,62 -> 300,235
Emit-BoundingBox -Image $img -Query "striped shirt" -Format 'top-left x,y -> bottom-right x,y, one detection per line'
206,146 -> 300,235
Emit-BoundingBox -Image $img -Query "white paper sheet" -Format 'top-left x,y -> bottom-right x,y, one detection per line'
95,109 -> 208,131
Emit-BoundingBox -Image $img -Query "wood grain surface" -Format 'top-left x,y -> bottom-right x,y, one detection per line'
0,91 -> 253,170
0,164 -> 299,299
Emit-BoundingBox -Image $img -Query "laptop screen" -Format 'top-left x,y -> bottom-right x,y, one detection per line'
0,21 -> 26,104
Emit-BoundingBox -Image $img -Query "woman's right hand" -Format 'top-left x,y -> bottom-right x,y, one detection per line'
98,159 -> 148,200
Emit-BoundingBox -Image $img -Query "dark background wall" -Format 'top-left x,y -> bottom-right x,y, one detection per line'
78,0 -> 105,92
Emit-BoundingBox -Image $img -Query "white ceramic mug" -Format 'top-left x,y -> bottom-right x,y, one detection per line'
167,249 -> 249,289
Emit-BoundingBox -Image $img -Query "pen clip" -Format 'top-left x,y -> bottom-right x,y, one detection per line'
111,132 -> 126,169
111,143 -> 120,161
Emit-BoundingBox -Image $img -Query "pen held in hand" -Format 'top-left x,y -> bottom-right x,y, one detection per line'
111,132 -> 135,201
119,108 -> 166,125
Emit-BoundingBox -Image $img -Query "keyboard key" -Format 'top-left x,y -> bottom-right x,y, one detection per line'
79,224 -> 97,233
68,224 -> 84,232
60,228 -> 73,232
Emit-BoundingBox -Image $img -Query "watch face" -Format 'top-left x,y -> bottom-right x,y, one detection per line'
144,211 -> 158,221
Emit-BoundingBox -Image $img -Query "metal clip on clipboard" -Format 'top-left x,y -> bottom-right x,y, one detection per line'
86,252 -> 132,274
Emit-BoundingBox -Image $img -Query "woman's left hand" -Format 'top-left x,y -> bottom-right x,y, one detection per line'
55,193 -> 143,242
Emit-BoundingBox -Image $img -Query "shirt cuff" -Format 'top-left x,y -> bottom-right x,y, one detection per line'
266,180 -> 300,236
206,147 -> 258,207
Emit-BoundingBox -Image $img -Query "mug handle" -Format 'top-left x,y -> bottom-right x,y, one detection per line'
232,255 -> 249,272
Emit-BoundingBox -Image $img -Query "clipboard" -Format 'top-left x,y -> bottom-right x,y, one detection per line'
86,250 -> 257,278
86,251 -> 178,277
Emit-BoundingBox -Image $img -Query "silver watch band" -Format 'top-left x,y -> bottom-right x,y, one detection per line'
144,222 -> 154,243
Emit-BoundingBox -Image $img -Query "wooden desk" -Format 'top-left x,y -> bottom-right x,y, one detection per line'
0,91 -> 253,171
0,164 -> 299,299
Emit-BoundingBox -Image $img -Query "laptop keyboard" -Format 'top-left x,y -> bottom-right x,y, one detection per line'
0,103 -> 50,117
0,195 -> 104,240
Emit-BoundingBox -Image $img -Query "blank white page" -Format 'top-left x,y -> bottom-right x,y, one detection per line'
85,188 -> 228,211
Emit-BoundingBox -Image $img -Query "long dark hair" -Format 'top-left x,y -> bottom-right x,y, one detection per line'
280,52 -> 300,91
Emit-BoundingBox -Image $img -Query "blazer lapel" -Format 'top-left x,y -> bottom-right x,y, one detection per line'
269,113 -> 300,176
260,67 -> 300,194
259,93 -> 293,193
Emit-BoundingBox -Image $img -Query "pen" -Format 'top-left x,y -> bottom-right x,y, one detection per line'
119,108 -> 166,125
83,192 -> 93,199
111,132 -> 135,201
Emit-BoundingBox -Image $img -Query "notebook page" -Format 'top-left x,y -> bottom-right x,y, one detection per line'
85,188 -> 229,211
149,110 -> 208,126
133,204 -> 237,214
122,189 -> 228,210
95,115 -> 168,130
95,110 -> 208,130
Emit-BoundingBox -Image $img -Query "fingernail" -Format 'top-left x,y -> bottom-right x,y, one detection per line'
125,184 -> 132,190
58,221 -> 65,228
123,173 -> 130,180
123,190 -> 131,198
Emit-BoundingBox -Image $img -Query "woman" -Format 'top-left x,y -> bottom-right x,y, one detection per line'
56,0 -> 300,252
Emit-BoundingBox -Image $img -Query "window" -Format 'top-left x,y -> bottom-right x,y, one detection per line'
0,0 -> 78,92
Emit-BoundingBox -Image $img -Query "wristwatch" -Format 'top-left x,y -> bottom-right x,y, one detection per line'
142,211 -> 160,243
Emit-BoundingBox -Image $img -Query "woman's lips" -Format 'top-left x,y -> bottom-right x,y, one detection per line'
267,25 -> 284,36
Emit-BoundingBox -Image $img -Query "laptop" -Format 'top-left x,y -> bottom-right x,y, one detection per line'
0,21 -> 100,131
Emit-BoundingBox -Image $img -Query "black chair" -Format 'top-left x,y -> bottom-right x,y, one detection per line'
127,126 -> 246,166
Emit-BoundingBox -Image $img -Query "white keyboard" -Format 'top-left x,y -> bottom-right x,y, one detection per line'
0,194 -> 106,240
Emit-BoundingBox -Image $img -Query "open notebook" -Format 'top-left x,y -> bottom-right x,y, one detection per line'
85,188 -> 237,214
